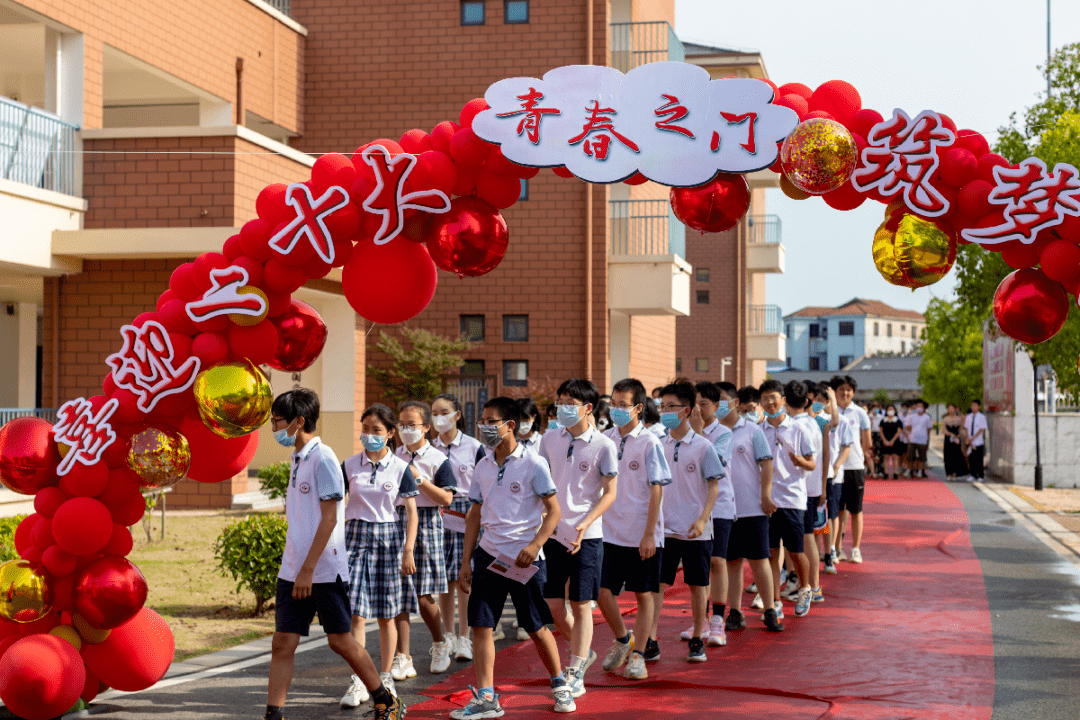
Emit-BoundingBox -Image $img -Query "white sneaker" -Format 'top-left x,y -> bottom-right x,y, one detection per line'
601,636 -> 633,671
552,683 -> 576,712
340,673 -> 369,708
430,638 -> 453,674
492,622 -> 506,641
835,548 -> 848,562
624,652 -> 648,680
706,615 -> 727,647
773,600 -> 784,619
750,593 -> 765,610
565,667 -> 586,698
516,626 -> 530,641
456,634 -> 474,661
850,547 -> 863,563
678,623 -> 695,641
783,575 -> 799,596
390,652 -> 415,680
745,582 -> 757,594
379,672 -> 396,698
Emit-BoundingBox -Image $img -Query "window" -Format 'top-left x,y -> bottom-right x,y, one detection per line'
874,321 -> 879,336
461,0 -> 485,25
503,315 -> 529,342
809,324 -> 820,338
675,358 -> 682,373
901,324 -> 906,333
786,357 -> 791,368
460,314 -> 485,341
503,360 -> 528,386
901,341 -> 907,353
462,360 -> 485,376
504,0 -> 529,23
518,178 -> 528,201
887,323 -> 893,337
839,355 -> 851,368
786,324 -> 791,338
695,267 -> 710,282
838,321 -> 854,336
809,357 -> 820,371
911,325 -> 918,339
695,358 -> 709,373
696,290 -> 709,305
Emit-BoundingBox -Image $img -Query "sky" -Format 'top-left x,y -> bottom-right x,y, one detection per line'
675,0 -> 1080,317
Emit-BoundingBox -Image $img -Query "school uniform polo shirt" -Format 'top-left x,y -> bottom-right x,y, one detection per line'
342,451 -> 418,523
279,437 -> 350,583
521,432 -> 542,454
839,403 -> 872,470
470,442 -> 557,559
792,412 -> 825,498
762,415 -> 814,511
905,412 -> 934,445
433,429 -> 484,499
965,412 -> 988,447
700,419 -> 725,445
395,442 -> 456,508
728,417 -> 773,518
661,429 -> 724,542
709,423 -> 737,520
539,426 -> 619,542
603,424 -> 671,548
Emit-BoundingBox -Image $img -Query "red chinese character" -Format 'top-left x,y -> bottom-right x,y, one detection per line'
52,397 -> 119,476
185,266 -> 268,323
495,87 -> 561,145
106,321 -> 201,413
268,183 -> 350,265
655,95 -> 694,138
962,158 -> 1080,245
360,145 -> 452,245
851,109 -> 955,217
711,112 -> 758,155
567,100 -> 640,159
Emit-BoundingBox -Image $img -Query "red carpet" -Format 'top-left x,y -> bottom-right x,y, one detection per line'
410,479 -> 994,719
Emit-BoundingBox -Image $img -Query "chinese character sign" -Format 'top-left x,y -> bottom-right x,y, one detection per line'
106,321 -> 201,413
961,158 -> 1080,245
269,183 -> 350,264
52,397 -> 119,475
472,62 -> 799,187
185,266 -> 268,324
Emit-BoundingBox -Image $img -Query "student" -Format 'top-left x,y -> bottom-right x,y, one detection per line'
903,399 -> 934,478
392,401 -> 456,678
690,381 -> 726,445
642,391 -> 667,438
517,397 -> 544,453
341,404 -> 419,699
454,397 -> 575,718
595,395 -> 613,433
597,378 -> 670,679
788,381 -> 827,606
759,380 -> 815,619
432,393 -> 487,660
879,405 -> 904,480
264,390 -> 404,720
829,375 -> 872,564
811,384 -> 852,575
898,401 -> 913,478
962,400 -> 987,482
538,378 -> 619,697
738,385 -> 763,425
544,403 -> 561,434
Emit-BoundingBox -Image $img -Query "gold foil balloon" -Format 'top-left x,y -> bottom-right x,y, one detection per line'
127,427 -> 191,489
780,118 -> 858,195
229,286 -> 269,327
873,212 -> 957,289
0,560 -> 52,623
193,359 -> 273,438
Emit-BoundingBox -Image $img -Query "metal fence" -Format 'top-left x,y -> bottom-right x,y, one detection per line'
609,21 -> 685,72
0,96 -> 80,196
610,199 -> 685,259
748,305 -> 783,335
747,214 -> 782,245
263,0 -> 291,16
0,408 -> 58,426
441,375 -> 497,437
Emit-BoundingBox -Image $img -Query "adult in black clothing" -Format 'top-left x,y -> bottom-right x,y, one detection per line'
941,404 -> 966,480
878,407 -> 904,479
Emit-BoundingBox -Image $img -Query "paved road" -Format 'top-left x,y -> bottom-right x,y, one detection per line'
91,458 -> 1080,720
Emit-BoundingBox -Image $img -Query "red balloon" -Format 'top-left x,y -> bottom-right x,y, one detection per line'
993,268 -> 1070,344
192,331 -> 230,367
957,180 -> 994,219
475,169 -> 521,209
229,320 -> 280,366
240,219 -> 275,261
939,148 -> 979,188
937,113 -> 957,132
459,97 -> 490,129
53,497 -> 113,556
399,128 -> 433,154
669,174 -> 751,234
181,415 -> 259,483
1055,214 -> 1080,243
232,254 -> 264,288
32,517 -> 53,547
192,252 -> 230,293
1001,240 -> 1040,269
823,181 -> 866,211
59,459 -> 109,498
111,488 -> 148,526
158,298 -> 198,335
97,467 -> 141,508
410,151 -> 457,198
0,634 -> 84,720
256,184 -> 291,226
777,82 -> 812,100
13,515 -> 39,556
343,237 -> 438,324
774,93 -> 808,119
449,128 -> 493,166
42,545 -> 77,577
552,166 -> 575,179
103,524 -> 134,557
1040,239 -> 1080,283
977,153 -> 1010,185
485,148 -> 538,179
311,153 -> 358,194
168,263 -> 200,301
81,607 -> 174,692
267,299 -> 328,372
263,257 -> 307,294
452,163 -> 480,196
623,172 -> 649,186
808,80 -> 861,126
155,289 -> 175,312
0,417 -> 60,494
954,129 -> 990,159
427,197 -> 509,278
34,486 -> 67,519
430,120 -> 460,154
74,556 -> 148,629
81,664 -> 100,703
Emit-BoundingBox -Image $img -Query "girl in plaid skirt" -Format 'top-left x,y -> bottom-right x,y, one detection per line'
391,401 -> 457,679
342,404 -> 419,696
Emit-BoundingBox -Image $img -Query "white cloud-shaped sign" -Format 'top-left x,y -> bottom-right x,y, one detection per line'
473,61 -> 798,187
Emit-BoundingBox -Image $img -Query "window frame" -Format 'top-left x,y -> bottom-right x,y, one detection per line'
809,357 -> 820,371
518,178 -> 528,201
809,323 -> 820,338
696,289 -> 710,305
462,359 -> 486,377
695,267 -> 710,282
675,358 -> 682,373
838,321 -> 855,337
502,359 -> 528,386
460,314 -> 485,342
504,0 -> 529,23
502,314 -> 529,342
695,357 -> 709,373
461,0 -> 485,26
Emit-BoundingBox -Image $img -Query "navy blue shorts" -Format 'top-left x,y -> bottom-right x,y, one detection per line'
827,479 -> 842,519
468,547 -> 553,634
768,508 -> 805,553
275,575 -> 352,636
711,518 -> 733,559
543,538 -> 603,602
660,538 -> 711,587
726,515 -> 770,561
804,496 -> 824,535
840,469 -> 866,514
600,542 -> 661,595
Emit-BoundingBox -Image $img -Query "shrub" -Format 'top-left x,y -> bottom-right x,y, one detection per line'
257,461 -> 290,506
213,514 -> 288,616
0,515 -> 27,563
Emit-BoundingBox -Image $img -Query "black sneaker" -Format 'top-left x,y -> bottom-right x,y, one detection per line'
763,608 -> 785,633
725,608 -> 746,631
687,638 -> 706,663
642,638 -> 661,663
373,696 -> 407,720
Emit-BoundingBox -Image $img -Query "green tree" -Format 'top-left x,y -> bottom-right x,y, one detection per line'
368,326 -> 472,406
918,298 -> 984,407
870,388 -> 892,406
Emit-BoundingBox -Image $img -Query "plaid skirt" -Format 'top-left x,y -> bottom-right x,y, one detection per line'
443,497 -> 472,582
345,519 -> 406,619
398,506 -> 448,608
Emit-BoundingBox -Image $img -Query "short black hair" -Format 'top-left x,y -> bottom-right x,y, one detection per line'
544,402 -> 557,419
916,398 -> 929,409
829,374 -> 858,391
659,382 -> 696,408
651,386 -> 664,397
641,395 -> 660,424
612,378 -> 648,409
803,380 -> 818,397
398,400 -> 431,425
737,385 -> 760,404
272,388 -> 319,432
517,397 -> 540,429
695,381 -> 721,403
715,381 -> 738,398
484,396 -> 522,427
758,379 -> 784,397
557,378 -> 599,410
784,380 -> 809,410
971,399 -> 982,407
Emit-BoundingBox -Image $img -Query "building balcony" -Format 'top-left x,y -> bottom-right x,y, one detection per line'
1,96 -> 81,197
610,21 -> 684,72
608,199 -> 691,316
747,304 -> 785,361
809,337 -> 827,354
747,214 -> 784,274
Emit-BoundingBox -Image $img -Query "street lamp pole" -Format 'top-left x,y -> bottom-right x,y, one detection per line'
1048,0 -> 1053,98
1032,352 -> 1043,490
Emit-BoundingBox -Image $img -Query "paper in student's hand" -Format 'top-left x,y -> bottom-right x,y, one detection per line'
440,507 -> 468,534
549,519 -> 580,550
487,553 -> 539,584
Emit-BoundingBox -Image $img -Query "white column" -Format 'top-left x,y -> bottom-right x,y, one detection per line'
610,311 -> 630,383
17,303 -> 37,408
319,295 -> 356,413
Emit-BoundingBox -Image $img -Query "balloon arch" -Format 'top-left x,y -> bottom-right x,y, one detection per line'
0,61 -> 1074,716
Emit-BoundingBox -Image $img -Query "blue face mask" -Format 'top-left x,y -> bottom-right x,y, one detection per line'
610,406 -> 636,427
273,427 -> 297,447
745,411 -> 763,423
557,404 -> 584,429
361,433 -> 387,453
660,410 -> 683,430
811,402 -> 824,414
764,408 -> 784,419
714,401 -> 730,420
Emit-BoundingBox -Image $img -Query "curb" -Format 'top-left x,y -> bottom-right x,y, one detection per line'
974,482 -> 1080,567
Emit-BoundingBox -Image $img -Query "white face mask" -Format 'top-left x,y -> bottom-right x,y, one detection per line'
518,421 -> 533,436
398,426 -> 425,446
432,413 -> 458,434
887,410 -> 895,417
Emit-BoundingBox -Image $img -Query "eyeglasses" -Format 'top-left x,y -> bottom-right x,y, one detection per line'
659,404 -> 687,412
477,420 -> 507,427
610,403 -> 637,410
398,423 -> 425,430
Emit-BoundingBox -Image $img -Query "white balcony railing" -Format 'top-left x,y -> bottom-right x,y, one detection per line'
0,96 -> 80,197
610,21 -> 684,72
610,199 -> 686,259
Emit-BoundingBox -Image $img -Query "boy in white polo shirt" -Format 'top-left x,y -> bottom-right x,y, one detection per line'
904,398 -> 934,478
539,378 -> 619,697
455,396 -> 574,718
653,381 -> 723,663
788,381 -> 827,604
597,378 -> 670,680
830,375 -> 872,564
689,381 -> 726,445
265,389 -> 403,720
